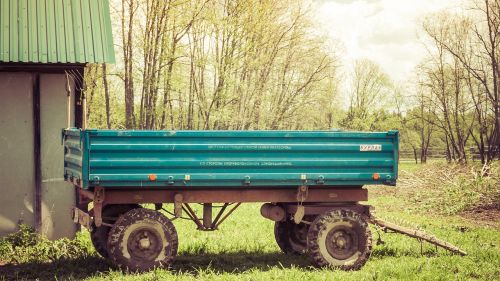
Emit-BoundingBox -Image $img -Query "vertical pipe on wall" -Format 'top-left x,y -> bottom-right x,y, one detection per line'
82,94 -> 87,130
65,72 -> 72,128
73,67 -> 87,220
32,73 -> 42,231
79,68 -> 87,130
74,67 -> 84,129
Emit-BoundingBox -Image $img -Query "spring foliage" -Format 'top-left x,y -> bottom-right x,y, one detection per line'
81,0 -> 499,163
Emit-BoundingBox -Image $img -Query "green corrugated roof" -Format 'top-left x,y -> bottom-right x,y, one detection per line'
0,0 -> 115,64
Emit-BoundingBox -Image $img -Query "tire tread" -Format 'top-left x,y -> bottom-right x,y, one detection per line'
107,208 -> 178,271
307,209 -> 372,270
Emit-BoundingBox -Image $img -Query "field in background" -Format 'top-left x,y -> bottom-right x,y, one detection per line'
0,163 -> 499,280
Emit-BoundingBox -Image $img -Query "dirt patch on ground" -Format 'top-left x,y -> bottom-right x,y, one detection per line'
460,203 -> 500,228
369,163 -> 500,229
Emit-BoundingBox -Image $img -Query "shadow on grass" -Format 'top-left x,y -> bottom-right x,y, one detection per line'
0,255 -> 112,280
0,248 -> 439,280
172,251 -> 313,274
0,252 -> 311,280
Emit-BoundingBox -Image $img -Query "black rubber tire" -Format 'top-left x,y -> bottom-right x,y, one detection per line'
90,204 -> 141,258
307,209 -> 372,270
107,208 -> 178,271
274,215 -> 315,255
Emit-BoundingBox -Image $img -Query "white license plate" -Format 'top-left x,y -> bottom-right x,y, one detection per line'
360,144 -> 382,151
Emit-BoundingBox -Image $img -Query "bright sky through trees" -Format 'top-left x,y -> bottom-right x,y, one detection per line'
313,0 -> 459,81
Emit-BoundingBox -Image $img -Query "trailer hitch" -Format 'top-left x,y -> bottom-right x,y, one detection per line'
368,215 -> 467,256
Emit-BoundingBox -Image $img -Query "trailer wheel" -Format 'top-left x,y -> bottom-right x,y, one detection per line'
274,216 -> 314,255
107,208 -> 178,271
91,204 -> 140,258
307,209 -> 371,270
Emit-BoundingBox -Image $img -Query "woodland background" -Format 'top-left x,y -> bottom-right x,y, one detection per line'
78,0 -> 499,164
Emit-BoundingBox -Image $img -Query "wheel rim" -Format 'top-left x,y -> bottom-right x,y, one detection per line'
325,225 -> 358,260
127,227 -> 163,261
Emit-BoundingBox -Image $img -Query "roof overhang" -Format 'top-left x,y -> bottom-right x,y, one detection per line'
0,62 -> 85,73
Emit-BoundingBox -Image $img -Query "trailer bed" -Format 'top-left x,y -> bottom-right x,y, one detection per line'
63,129 -> 398,189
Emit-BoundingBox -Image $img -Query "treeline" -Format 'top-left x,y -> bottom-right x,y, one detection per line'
408,0 -> 499,164
339,0 -> 499,164
81,0 -> 499,164
84,0 -> 338,131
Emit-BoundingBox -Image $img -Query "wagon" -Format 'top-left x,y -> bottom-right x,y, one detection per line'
64,129 -> 399,271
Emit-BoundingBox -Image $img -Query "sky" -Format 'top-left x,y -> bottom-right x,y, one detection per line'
313,0 -> 461,82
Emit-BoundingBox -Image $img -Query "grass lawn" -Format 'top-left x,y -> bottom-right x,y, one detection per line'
1,163 -> 499,280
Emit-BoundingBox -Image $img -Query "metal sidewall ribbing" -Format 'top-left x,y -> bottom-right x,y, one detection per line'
63,129 -> 399,189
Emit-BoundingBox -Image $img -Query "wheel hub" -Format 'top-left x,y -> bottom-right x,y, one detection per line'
139,237 -> 151,249
336,236 -> 347,248
127,228 -> 162,261
325,226 -> 358,260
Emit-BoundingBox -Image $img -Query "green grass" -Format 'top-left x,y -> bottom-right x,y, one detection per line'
1,163 -> 499,280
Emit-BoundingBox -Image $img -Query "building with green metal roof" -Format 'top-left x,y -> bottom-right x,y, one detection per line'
0,0 -> 115,64
0,0 -> 115,239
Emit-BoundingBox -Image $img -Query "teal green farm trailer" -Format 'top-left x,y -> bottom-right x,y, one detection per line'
65,129 -> 400,271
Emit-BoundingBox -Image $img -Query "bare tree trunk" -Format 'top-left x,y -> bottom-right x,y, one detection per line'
102,63 -> 111,129
122,0 -> 136,129
413,147 -> 419,164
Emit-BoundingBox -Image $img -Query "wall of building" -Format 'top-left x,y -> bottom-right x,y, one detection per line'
0,73 -> 35,235
0,72 -> 76,239
40,74 -> 76,239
